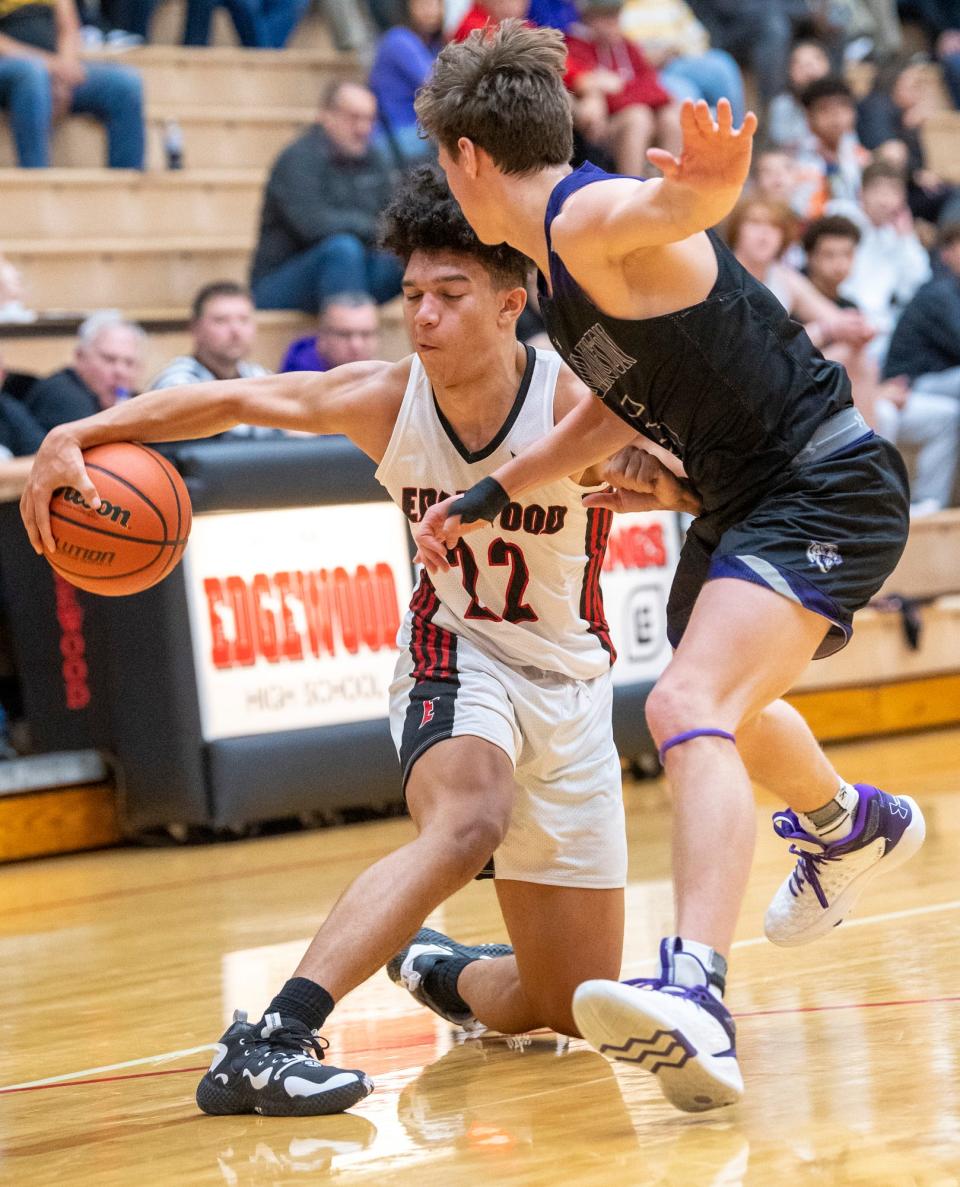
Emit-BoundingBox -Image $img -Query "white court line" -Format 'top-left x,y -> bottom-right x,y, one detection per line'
730,895 -> 960,951
618,897 -> 960,972
0,1043 -> 215,1093
7,898 -> 960,1094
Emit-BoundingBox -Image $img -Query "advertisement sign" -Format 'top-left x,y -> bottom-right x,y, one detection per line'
182,503 -> 414,740
600,511 -> 682,686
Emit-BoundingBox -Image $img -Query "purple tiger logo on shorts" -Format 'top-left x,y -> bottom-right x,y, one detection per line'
806,541 -> 843,573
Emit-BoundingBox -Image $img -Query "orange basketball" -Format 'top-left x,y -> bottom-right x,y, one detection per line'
44,442 -> 192,597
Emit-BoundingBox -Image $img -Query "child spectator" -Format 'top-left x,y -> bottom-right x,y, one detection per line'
844,160 -> 931,335
767,38 -> 831,154
564,0 -> 681,177
792,76 -> 870,219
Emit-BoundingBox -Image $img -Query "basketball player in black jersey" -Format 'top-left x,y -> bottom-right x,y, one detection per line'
413,21 -> 926,1108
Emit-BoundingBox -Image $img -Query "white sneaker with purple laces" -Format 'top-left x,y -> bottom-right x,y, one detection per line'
573,938 -> 743,1113
765,784 -> 925,947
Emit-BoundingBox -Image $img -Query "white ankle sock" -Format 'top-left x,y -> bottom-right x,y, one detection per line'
797,781 -> 860,842
672,938 -> 726,1000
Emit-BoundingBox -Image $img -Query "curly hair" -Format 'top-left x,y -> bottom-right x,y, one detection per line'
379,163 -> 531,288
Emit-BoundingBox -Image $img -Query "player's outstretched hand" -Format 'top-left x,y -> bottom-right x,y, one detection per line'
583,446 -> 702,515
20,428 -> 100,556
647,98 -> 758,194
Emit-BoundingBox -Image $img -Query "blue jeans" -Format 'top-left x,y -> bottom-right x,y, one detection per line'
0,57 -> 144,168
252,235 -> 404,313
660,51 -> 745,123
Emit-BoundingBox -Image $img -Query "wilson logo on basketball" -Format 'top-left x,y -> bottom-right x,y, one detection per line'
203,563 -> 401,670
53,486 -> 133,528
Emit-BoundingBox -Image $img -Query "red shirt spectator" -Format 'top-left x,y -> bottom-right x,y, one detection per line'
453,0 -> 530,42
565,25 -> 671,112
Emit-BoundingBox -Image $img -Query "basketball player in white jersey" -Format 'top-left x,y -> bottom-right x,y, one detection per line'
21,167 -> 697,1117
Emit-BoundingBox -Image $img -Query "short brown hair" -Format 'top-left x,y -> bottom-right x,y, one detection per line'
191,281 -> 251,321
415,20 -> 573,175
802,214 -> 861,255
861,159 -> 907,190
724,198 -> 798,255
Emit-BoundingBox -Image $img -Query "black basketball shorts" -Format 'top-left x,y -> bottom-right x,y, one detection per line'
667,433 -> 910,659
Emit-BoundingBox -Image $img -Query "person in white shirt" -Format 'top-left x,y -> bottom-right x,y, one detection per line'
841,160 -> 931,339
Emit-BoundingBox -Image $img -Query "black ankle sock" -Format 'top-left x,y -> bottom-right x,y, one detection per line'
423,955 -> 471,1015
265,977 -> 335,1032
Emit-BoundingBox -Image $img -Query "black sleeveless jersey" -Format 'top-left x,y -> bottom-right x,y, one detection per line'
537,162 -> 854,522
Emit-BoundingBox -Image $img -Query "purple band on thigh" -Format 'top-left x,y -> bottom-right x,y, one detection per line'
658,728 -> 736,765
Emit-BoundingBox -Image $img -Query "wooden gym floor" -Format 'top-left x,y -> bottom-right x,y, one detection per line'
2,727 -> 959,1185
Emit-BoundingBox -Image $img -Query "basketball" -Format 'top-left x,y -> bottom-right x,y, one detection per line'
44,442 -> 192,597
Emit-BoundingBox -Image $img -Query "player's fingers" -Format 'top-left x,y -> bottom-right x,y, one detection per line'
716,97 -> 733,135
692,99 -> 713,135
737,110 -> 759,139
582,487 -> 621,512
78,473 -> 101,510
645,148 -> 678,178
678,97 -> 698,138
35,493 -> 57,555
441,513 -> 463,551
20,492 -> 44,555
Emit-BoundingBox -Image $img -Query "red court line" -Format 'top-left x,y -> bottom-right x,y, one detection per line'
6,993 -> 959,1097
0,1066 -> 209,1096
732,993 -> 960,1019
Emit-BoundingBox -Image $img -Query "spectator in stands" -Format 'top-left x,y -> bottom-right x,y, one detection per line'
279,292 -> 380,372
126,0 -> 309,47
885,221 -> 960,409
752,148 -> 799,206
528,0 -> 578,31
844,160 -> 931,335
767,38 -> 831,154
0,0 -> 144,168
620,0 -> 745,121
858,56 -> 960,224
151,282 -> 283,441
564,0 -> 682,178
151,282 -> 269,388
726,197 -> 895,429
898,0 -> 960,108
683,0 -> 792,109
251,80 -> 403,315
25,311 -> 144,432
0,350 -> 43,458
792,76 -> 870,219
803,213 -> 959,510
454,0 -> 528,42
369,0 -> 443,165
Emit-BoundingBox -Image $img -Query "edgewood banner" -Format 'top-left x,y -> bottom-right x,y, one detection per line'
182,502 -> 682,740
600,510 -> 681,686
182,503 -> 415,739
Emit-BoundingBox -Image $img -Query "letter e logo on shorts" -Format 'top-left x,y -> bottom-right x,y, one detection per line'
420,698 -> 437,728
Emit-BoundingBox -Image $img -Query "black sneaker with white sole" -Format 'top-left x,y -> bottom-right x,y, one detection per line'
196,1010 -> 373,1117
386,927 -> 513,1031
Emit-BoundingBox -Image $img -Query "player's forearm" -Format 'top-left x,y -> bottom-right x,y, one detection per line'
53,380 -> 251,450
494,396 -> 637,499
650,176 -> 743,239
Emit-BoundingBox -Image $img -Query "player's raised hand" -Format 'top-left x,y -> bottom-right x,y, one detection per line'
20,428 -> 101,556
647,98 -> 757,194
583,446 -> 702,515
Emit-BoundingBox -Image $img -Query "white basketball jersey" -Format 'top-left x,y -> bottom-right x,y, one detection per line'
375,346 -> 616,681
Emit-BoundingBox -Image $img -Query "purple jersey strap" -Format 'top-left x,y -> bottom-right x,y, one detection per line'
658,728 -> 736,765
